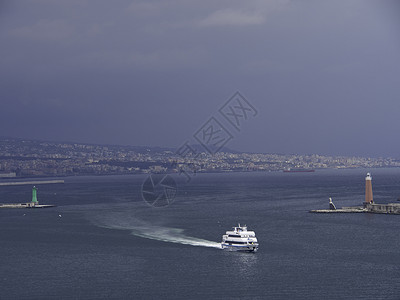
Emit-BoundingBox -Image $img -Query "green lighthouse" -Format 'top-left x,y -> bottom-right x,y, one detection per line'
32,186 -> 38,204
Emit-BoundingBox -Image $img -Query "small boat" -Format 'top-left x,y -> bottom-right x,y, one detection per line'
221,224 -> 258,252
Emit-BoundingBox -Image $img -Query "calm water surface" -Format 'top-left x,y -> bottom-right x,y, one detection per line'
1,168 -> 400,299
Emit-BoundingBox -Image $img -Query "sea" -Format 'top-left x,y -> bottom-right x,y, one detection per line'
1,168 -> 400,299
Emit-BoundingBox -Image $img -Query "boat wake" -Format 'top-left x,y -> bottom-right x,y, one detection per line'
130,225 -> 221,249
91,214 -> 221,249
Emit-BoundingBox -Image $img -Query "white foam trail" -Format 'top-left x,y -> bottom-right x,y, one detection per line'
92,215 -> 221,249
130,226 -> 221,249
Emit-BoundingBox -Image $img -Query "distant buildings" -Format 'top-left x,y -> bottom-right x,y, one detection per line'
0,172 -> 16,178
0,138 -> 399,178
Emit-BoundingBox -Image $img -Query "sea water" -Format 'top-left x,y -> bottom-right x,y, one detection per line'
1,168 -> 400,299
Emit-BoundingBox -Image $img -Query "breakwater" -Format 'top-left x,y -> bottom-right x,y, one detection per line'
364,202 -> 400,214
310,206 -> 366,213
0,180 -> 64,186
0,203 -> 55,208
310,203 -> 400,215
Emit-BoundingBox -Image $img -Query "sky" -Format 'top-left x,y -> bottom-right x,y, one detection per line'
0,0 -> 399,157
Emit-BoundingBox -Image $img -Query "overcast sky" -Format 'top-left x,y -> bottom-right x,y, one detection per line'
0,0 -> 399,157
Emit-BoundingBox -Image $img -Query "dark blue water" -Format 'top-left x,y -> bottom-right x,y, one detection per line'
1,169 -> 400,299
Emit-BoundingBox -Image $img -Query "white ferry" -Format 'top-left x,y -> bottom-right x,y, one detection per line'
221,224 -> 258,252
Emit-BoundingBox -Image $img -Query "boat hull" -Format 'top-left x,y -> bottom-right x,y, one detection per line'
221,243 -> 258,252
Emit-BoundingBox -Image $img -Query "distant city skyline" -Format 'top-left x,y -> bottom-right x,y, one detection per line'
1,137 -> 399,179
1,1 -> 399,158
1,135 -> 400,159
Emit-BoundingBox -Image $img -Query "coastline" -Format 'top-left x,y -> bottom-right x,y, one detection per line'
0,180 -> 64,186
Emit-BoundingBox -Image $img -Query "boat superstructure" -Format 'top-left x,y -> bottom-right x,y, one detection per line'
221,224 -> 258,252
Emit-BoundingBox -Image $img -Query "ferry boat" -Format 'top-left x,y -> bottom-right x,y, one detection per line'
221,224 -> 258,252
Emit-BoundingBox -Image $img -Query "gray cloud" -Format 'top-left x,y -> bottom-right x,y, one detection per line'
198,9 -> 265,27
0,0 -> 399,157
9,19 -> 75,41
